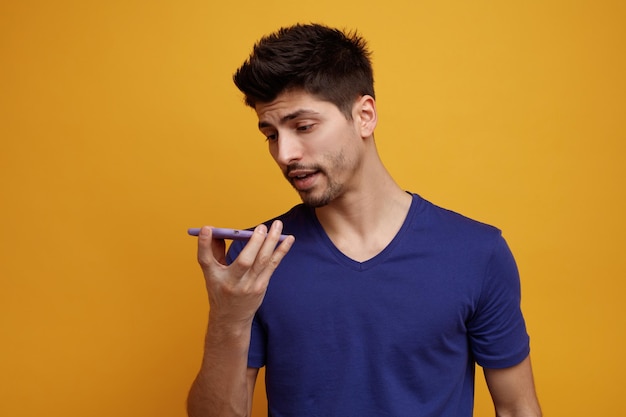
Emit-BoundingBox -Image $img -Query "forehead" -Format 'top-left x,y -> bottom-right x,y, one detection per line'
255,90 -> 337,123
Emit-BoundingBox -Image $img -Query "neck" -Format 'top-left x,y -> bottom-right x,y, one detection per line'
314,150 -> 412,262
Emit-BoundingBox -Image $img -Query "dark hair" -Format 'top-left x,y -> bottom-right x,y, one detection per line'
233,23 -> 375,118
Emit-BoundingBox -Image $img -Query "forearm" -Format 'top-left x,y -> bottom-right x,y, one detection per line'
187,318 -> 253,417
493,394 -> 542,417
484,356 -> 542,417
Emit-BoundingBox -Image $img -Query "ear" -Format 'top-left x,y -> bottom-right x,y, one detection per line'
353,95 -> 377,138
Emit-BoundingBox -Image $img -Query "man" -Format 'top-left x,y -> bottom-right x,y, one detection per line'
187,24 -> 541,417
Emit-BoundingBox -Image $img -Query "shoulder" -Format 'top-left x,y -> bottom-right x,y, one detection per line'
411,193 -> 503,243
265,204 -> 312,228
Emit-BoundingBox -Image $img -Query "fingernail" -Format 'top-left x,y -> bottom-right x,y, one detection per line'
272,220 -> 283,231
255,223 -> 268,235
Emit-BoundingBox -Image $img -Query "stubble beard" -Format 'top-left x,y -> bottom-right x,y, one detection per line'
286,152 -> 347,208
298,177 -> 343,208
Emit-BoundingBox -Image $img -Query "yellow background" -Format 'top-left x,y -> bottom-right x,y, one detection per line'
1,1 -> 624,416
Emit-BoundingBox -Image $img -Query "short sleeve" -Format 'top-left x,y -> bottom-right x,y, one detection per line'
468,235 -> 530,368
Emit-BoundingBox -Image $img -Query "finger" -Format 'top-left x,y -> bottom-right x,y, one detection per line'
197,226 -> 226,268
266,229 -> 295,269
247,220 -> 295,280
265,219 -> 289,246
247,232 -> 295,293
229,224 -> 269,275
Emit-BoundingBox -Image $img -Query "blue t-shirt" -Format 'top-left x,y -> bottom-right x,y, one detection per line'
227,194 -> 530,417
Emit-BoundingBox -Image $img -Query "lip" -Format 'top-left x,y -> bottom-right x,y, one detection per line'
288,168 -> 316,178
288,170 -> 319,191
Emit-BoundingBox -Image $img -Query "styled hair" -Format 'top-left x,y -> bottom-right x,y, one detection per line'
233,23 -> 375,118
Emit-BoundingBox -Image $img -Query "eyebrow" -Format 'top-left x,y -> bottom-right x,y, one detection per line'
258,109 -> 320,129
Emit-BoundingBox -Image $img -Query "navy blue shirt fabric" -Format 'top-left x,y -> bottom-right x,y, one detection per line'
227,194 -> 530,417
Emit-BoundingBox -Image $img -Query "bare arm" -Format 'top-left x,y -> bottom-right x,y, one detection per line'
483,355 -> 542,417
187,222 -> 294,417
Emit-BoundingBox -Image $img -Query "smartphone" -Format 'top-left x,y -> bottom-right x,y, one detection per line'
187,227 -> 289,242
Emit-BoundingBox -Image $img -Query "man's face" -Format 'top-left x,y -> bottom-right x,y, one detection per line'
255,90 -> 363,207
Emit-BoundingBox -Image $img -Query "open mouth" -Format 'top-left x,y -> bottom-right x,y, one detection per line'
293,172 -> 314,180
288,169 -> 320,190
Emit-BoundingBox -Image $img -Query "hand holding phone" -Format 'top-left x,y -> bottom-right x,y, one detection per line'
187,227 -> 289,242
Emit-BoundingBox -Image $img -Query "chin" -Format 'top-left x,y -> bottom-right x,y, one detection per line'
297,188 -> 338,208
297,193 -> 326,208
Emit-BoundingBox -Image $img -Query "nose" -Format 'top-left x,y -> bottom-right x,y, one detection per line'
273,134 -> 303,166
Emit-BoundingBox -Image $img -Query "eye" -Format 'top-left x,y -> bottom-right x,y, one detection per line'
296,124 -> 314,132
262,131 -> 278,142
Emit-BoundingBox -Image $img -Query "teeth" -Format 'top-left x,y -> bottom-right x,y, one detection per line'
290,171 -> 316,179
